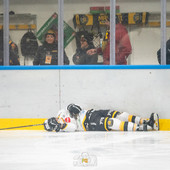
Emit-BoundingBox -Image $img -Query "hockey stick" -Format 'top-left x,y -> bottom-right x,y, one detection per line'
0,123 -> 44,130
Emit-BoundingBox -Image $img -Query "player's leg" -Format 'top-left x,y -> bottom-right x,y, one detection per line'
107,118 -> 153,131
90,110 -> 147,131
143,113 -> 159,130
104,110 -> 148,126
114,112 -> 159,130
108,118 -> 137,131
115,112 -> 145,125
87,113 -> 152,131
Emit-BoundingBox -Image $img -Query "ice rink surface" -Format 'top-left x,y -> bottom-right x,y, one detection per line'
0,131 -> 170,170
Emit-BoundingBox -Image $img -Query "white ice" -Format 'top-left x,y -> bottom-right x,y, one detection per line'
0,131 -> 170,170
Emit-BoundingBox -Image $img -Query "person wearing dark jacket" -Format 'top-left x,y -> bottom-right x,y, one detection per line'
73,34 -> 98,65
33,30 -> 69,65
0,29 -> 20,66
157,39 -> 170,64
0,49 -> 20,65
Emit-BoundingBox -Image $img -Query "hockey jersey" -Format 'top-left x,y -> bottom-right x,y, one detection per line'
57,109 -> 88,132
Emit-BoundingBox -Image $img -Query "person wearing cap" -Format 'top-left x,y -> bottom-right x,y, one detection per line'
72,34 -> 98,65
33,30 -> 69,65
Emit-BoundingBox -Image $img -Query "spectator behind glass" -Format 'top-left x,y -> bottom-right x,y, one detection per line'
87,19 -> 132,65
0,29 -> 20,65
33,30 -> 69,65
72,34 -> 98,65
157,39 -> 170,64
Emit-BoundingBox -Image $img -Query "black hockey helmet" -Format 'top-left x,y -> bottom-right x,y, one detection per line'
67,104 -> 82,118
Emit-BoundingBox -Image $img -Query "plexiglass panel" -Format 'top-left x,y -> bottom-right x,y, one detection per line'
64,0 -> 110,65
9,0 -> 58,65
117,0 -> 161,65
64,0 -> 162,65
0,0 -> 167,66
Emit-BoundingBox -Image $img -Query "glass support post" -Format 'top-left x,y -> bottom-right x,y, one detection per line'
161,0 -> 167,65
3,0 -> 9,66
110,0 -> 116,65
58,0 -> 64,65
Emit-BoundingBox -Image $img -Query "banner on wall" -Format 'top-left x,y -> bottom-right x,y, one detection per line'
73,12 -> 149,28
36,12 -> 75,48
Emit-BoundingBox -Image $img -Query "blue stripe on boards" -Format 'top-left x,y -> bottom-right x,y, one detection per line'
0,65 -> 170,70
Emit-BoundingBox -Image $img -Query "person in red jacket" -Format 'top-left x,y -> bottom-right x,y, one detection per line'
87,20 -> 132,65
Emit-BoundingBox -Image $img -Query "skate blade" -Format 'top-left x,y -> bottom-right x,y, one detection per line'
153,113 -> 159,131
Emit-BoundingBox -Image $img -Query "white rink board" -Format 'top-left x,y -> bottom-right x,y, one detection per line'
60,69 -> 170,118
0,69 -> 170,118
0,70 -> 60,118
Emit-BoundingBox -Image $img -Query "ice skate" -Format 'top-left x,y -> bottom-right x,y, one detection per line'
144,113 -> 159,131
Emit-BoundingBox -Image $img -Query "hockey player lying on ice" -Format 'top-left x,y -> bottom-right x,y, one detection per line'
44,104 -> 159,132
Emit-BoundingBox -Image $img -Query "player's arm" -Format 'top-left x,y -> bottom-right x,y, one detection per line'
44,117 -> 77,132
60,122 -> 77,132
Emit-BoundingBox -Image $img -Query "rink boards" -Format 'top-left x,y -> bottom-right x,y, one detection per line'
0,65 -> 170,130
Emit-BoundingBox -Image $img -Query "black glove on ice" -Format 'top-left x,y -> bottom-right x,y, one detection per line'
44,117 -> 61,132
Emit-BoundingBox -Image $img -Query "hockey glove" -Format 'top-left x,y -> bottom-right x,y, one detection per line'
67,104 -> 82,117
44,117 -> 61,132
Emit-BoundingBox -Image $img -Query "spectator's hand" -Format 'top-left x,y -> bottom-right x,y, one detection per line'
87,49 -> 97,55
